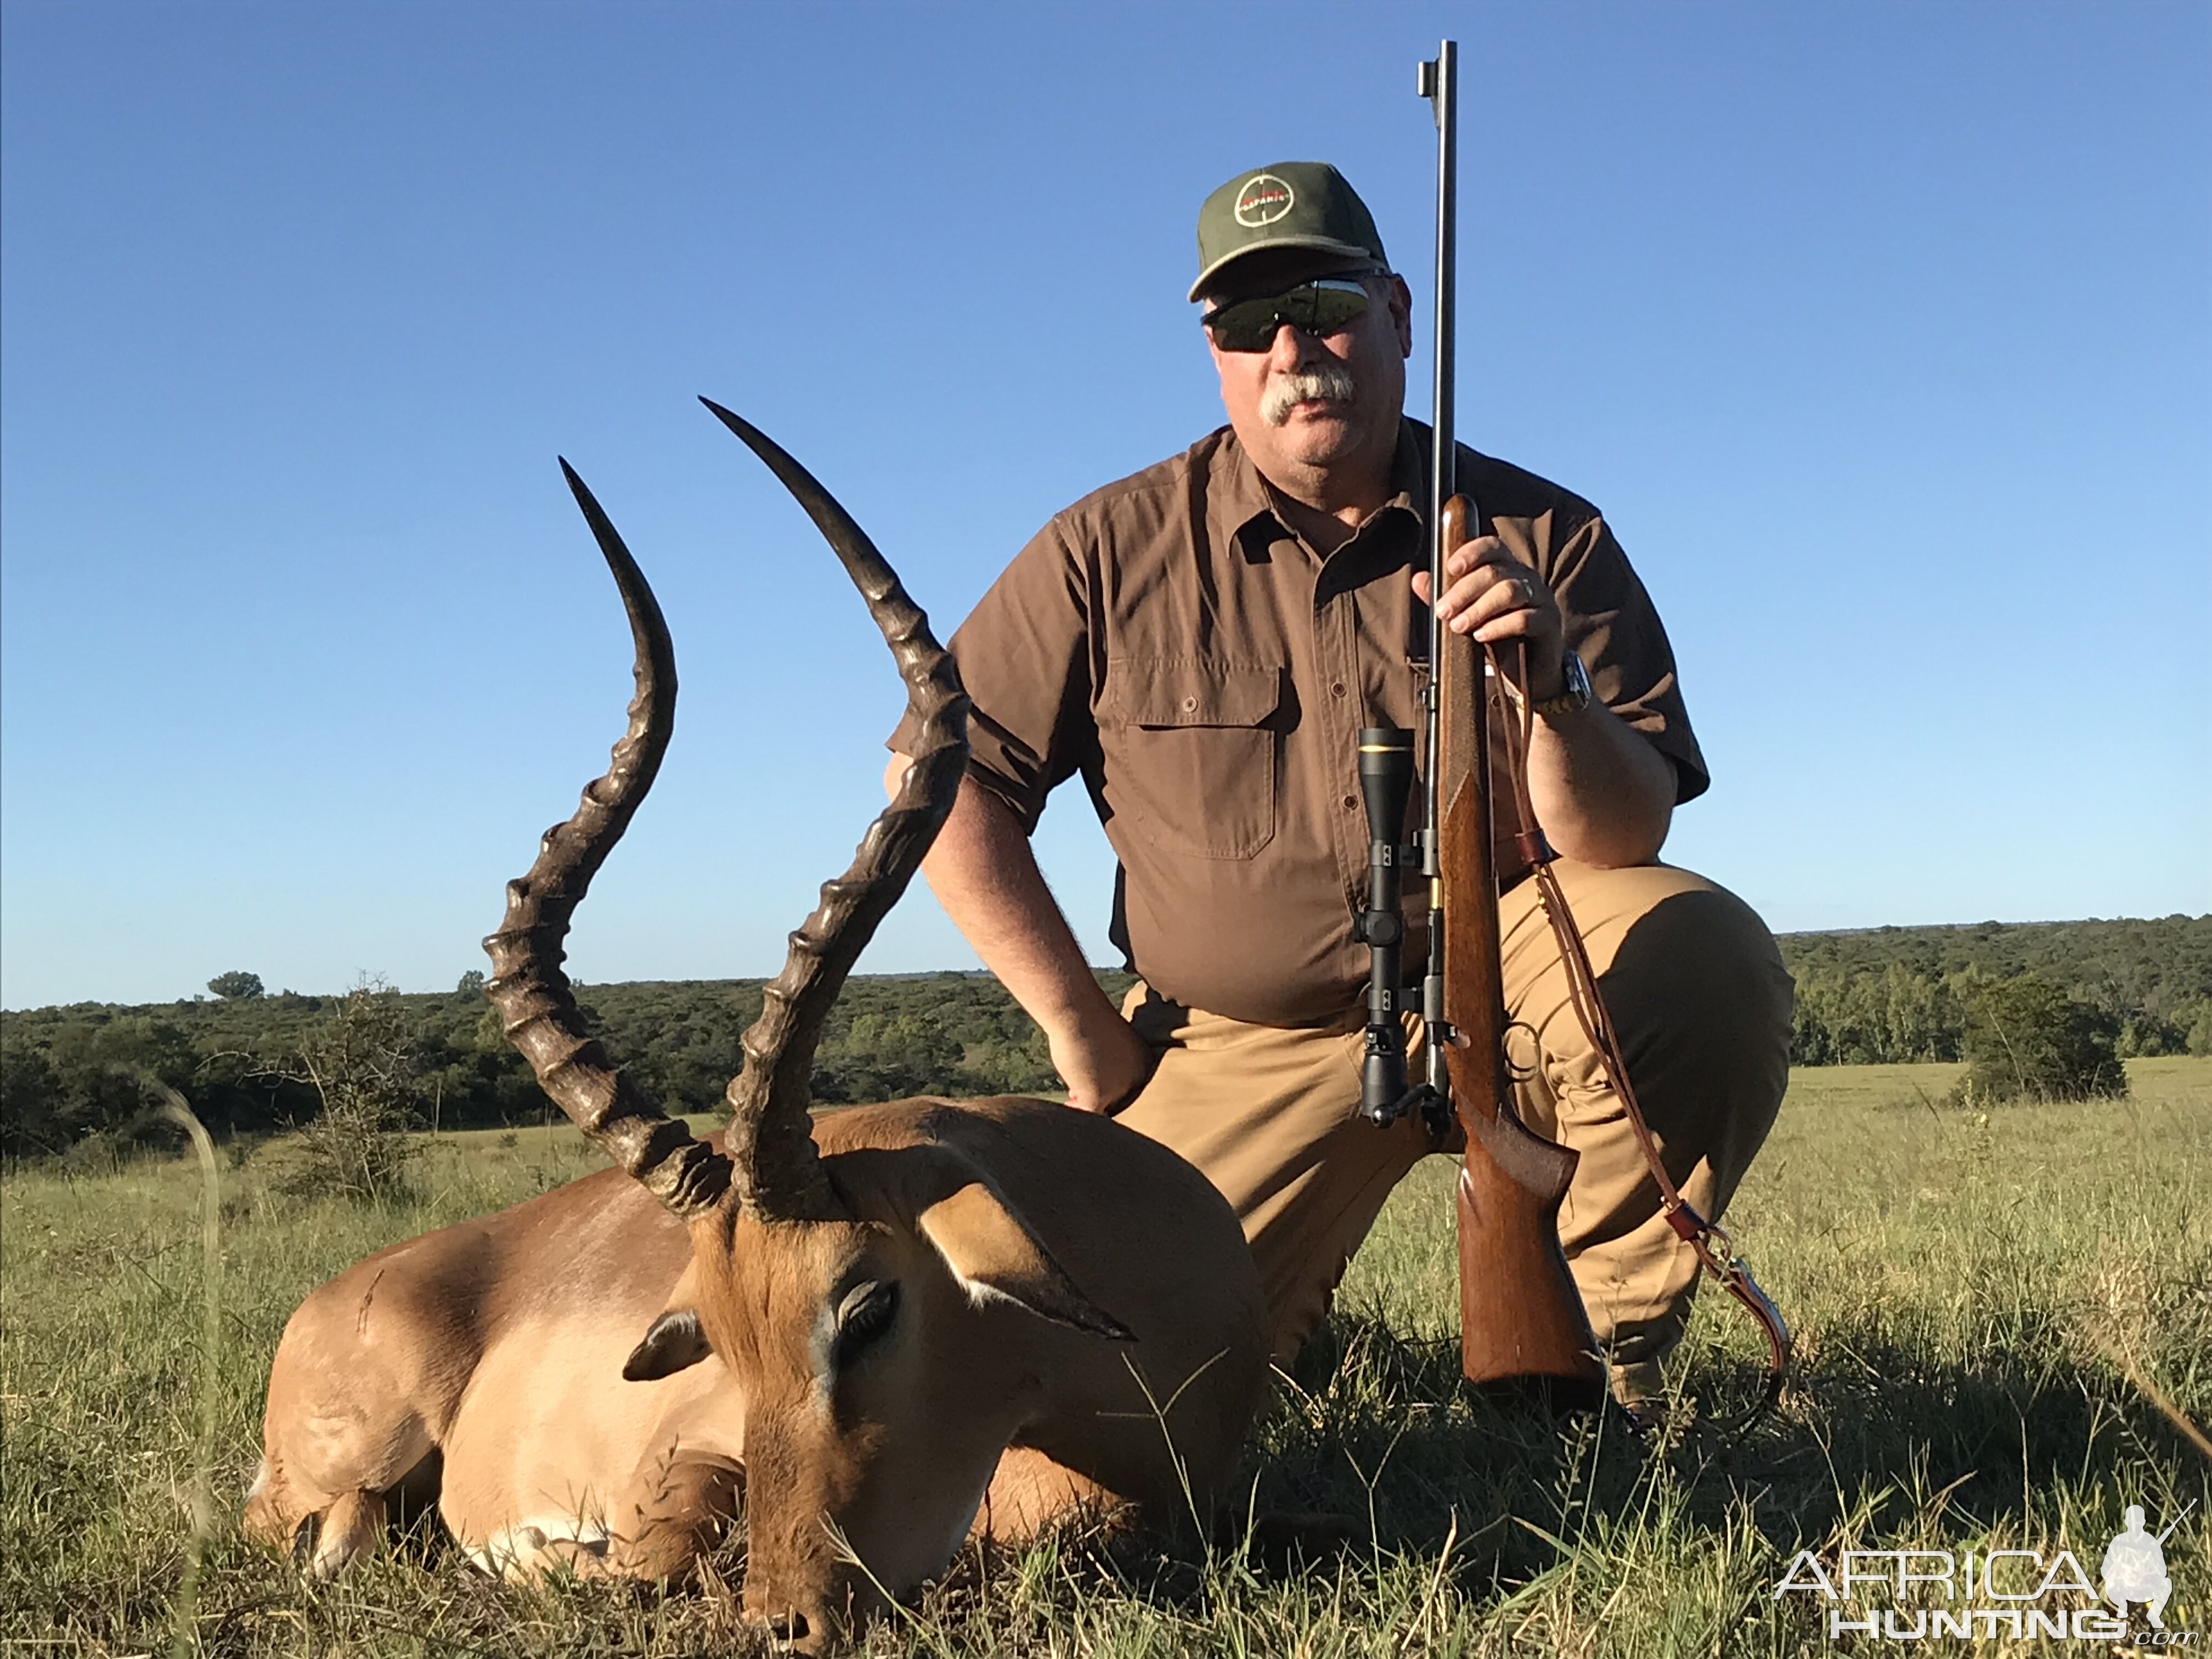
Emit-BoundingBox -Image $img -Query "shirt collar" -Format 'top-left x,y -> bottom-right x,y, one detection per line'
1212,419 -> 1428,560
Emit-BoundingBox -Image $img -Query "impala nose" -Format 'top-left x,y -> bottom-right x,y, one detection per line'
753,1607 -> 823,1654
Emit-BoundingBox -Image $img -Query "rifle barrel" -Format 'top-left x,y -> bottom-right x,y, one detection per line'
1419,40 -> 1459,1099
1427,40 -> 1457,507
2156,1498 -> 2197,1543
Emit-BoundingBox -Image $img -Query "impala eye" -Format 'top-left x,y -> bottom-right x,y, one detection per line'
831,1279 -> 900,1370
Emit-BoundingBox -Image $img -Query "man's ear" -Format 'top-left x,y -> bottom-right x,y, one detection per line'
1388,273 -> 1414,357
623,1260 -> 714,1381
916,1179 -> 1135,1342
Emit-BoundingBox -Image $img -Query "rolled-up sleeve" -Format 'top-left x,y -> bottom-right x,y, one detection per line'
888,517 -> 1095,833
1546,511 -> 1709,805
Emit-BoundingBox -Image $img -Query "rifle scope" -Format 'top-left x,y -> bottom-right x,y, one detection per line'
1355,726 -> 1419,1124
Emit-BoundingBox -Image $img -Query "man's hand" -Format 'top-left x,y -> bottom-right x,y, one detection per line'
1049,1007 -> 1155,1115
891,759 -> 1164,1114
1407,540 -> 1677,868
1410,534 -> 1566,702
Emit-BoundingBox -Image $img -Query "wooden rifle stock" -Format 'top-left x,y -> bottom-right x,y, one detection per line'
1434,495 -> 1606,1407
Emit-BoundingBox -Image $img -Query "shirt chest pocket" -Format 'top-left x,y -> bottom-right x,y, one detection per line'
1102,658 -> 1283,860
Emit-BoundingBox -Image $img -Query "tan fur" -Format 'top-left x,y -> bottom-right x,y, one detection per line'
251,1097 -> 1267,1651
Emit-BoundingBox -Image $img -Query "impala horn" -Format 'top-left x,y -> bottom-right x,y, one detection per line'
703,398 -> 971,1222
481,461 -> 733,1219
482,420 -> 970,1226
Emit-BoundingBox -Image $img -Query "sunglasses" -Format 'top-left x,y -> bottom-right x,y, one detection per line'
1201,277 -> 1374,353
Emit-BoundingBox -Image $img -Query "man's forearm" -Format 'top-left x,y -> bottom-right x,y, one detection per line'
1525,702 -> 1675,868
885,757 -> 1125,1047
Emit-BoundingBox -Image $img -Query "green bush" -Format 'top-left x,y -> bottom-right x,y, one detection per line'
262,985 -> 425,1201
2180,997 -> 2212,1057
1956,973 -> 2127,1104
0,1040 -> 64,1157
0,1016 -> 202,1158
2118,1010 -> 2188,1057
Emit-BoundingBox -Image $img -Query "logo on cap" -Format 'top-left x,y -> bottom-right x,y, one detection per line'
1234,174 -> 1295,228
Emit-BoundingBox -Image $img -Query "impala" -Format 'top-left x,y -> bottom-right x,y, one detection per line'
244,403 -> 1271,1651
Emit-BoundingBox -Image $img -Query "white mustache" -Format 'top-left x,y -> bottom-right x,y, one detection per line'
1260,363 -> 1357,426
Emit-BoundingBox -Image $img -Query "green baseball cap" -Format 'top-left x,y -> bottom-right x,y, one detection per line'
1189,161 -> 1389,302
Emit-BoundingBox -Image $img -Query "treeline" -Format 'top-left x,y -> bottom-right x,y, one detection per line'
0,971 -> 1132,1162
1779,915 -> 2211,1065
4,915 -> 2203,1160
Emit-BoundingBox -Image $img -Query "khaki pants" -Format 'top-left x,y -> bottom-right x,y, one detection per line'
1114,859 -> 1792,1402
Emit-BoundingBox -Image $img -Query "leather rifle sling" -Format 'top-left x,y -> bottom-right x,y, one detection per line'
1486,634 -> 1792,1429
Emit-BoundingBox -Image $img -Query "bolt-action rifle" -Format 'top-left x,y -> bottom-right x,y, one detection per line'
1355,40 -> 1604,1407
1357,41 -> 1788,1417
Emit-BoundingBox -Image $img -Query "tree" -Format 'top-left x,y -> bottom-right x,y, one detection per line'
811,1011 -> 963,1103
2185,998 -> 2212,1058
7,1017 -> 202,1157
1957,973 -> 2127,1104
455,969 -> 486,996
0,1040 -> 64,1158
2118,1011 -> 2186,1058
207,971 -> 265,1000
261,983 -> 424,1199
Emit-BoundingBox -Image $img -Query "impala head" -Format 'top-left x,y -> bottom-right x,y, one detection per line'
667,1142 -> 1130,1640
482,402 -> 1126,1651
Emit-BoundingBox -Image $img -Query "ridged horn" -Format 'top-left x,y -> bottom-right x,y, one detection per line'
481,460 -> 732,1220
702,398 -> 971,1223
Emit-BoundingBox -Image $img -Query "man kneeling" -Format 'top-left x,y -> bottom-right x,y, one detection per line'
889,161 -> 1792,1406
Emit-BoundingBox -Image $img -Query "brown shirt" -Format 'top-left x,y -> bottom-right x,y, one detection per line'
893,419 -> 1706,1028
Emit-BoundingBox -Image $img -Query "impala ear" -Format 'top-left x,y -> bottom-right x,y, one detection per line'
916,1180 -> 1135,1342
624,1261 -> 714,1381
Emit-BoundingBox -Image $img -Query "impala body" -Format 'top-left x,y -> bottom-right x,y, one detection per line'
244,409 -> 1269,1651
249,1154 -> 716,1573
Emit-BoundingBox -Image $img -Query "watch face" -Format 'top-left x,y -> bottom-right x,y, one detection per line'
1538,652 -> 1590,714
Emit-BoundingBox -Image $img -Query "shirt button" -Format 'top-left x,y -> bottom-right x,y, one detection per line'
1331,681 -> 1347,698
1342,794 -> 1358,811
1181,695 -> 1198,713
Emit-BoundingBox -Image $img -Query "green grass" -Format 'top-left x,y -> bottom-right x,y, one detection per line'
4,1060 -> 2207,1656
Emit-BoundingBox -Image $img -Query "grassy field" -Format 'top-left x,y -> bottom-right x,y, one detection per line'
3,1059 -> 2207,1656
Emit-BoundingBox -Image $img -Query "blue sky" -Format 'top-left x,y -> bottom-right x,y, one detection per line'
3,1 -> 2206,1011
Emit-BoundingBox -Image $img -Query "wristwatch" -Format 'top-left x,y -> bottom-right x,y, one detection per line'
1531,650 -> 1592,719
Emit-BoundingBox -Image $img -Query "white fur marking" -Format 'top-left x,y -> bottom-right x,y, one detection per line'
957,1277 -> 1027,1314
464,1514 -> 611,1578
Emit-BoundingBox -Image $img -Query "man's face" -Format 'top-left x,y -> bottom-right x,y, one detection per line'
1202,253 -> 1413,489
